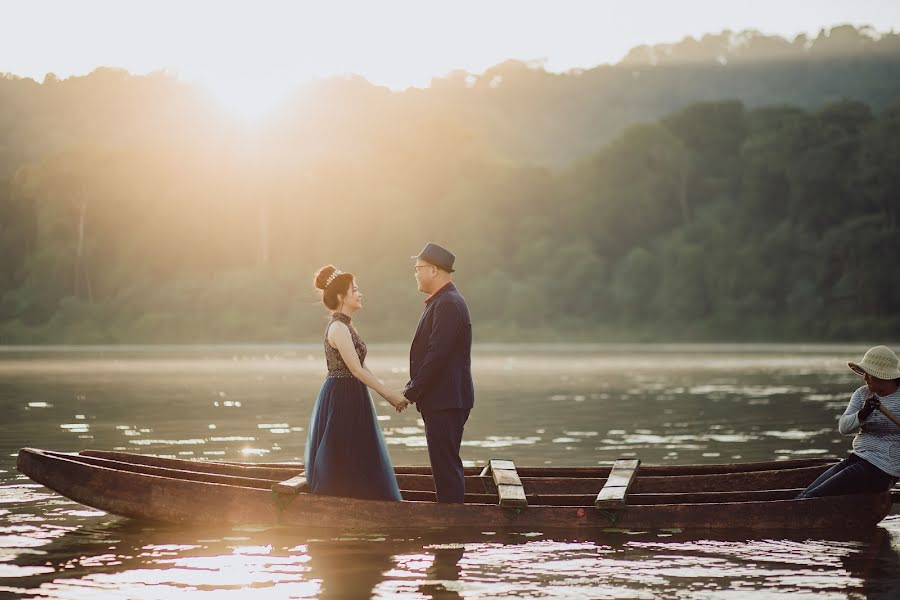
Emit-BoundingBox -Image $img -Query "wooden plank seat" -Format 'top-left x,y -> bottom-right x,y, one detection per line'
271,474 -> 308,495
487,459 -> 527,508
595,458 -> 640,509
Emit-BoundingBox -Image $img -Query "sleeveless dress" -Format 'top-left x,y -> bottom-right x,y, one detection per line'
304,312 -> 402,501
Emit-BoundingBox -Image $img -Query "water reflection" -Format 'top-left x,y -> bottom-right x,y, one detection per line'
5,517 -> 900,598
843,526 -> 900,599
305,539 -> 395,599
3,520 -> 470,599
416,545 -> 466,600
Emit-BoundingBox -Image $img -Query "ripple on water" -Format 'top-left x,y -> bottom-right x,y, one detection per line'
688,385 -> 815,397
241,448 -> 270,456
0,565 -> 55,577
386,436 -> 428,447
805,393 -> 848,402
776,448 -> 830,455
129,439 -> 207,446
57,510 -> 107,518
59,423 -> 89,433
0,486 -> 57,505
463,436 -> 542,448
387,427 -> 423,435
0,523 -> 76,549
763,428 -> 831,440
603,432 -> 758,446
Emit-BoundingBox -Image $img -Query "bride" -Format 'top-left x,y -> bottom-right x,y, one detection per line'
304,265 -> 409,501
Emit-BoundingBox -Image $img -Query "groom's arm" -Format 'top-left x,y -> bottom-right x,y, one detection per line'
403,300 -> 463,403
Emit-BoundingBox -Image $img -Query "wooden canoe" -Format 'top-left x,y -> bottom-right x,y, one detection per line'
16,448 -> 892,531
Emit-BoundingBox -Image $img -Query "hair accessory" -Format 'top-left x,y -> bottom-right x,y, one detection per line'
324,269 -> 343,289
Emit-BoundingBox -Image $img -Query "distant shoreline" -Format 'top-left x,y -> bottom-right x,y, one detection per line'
0,341 -> 890,352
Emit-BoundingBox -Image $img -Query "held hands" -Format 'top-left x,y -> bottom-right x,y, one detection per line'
386,390 -> 410,413
859,395 -> 881,421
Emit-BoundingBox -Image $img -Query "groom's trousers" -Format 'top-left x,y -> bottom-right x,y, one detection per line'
421,408 -> 470,503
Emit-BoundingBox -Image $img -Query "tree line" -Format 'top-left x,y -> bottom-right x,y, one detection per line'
1,24 -> 898,343
1,95 -> 898,343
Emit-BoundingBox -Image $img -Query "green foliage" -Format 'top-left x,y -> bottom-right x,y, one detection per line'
2,26 -> 900,343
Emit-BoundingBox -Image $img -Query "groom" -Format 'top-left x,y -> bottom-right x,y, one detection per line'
403,243 -> 474,503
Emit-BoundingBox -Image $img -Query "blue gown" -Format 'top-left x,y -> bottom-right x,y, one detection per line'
304,312 -> 402,501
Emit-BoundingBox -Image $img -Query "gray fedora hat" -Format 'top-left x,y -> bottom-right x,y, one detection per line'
412,242 -> 455,273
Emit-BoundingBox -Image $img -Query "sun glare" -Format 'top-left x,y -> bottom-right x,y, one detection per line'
200,76 -> 296,124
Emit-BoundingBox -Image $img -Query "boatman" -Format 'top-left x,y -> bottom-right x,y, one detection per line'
798,345 -> 900,498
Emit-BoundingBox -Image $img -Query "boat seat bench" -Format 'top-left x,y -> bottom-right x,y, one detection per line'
595,459 -> 640,509
483,459 -> 528,508
272,474 -> 308,495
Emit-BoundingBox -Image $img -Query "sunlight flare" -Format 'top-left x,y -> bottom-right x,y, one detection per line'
199,75 -> 297,123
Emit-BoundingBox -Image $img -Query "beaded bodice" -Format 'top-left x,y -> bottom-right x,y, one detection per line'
324,312 -> 366,378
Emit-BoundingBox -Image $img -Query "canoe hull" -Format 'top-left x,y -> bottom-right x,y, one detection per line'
77,449 -> 834,494
16,448 -> 891,531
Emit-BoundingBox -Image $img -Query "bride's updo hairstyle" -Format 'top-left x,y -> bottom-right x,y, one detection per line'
313,265 -> 354,310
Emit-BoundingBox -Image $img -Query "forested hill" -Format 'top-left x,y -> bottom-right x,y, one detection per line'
403,24 -> 900,165
0,25 -> 899,343
2,24 -> 900,173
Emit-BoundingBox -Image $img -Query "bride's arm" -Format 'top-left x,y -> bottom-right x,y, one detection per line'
361,365 -> 382,382
328,323 -> 406,408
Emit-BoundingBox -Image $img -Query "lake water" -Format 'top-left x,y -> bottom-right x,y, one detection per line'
2,344 -> 900,598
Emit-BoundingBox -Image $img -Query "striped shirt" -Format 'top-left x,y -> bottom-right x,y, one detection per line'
838,385 -> 900,477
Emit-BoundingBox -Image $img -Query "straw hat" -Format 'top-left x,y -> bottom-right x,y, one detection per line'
848,346 -> 900,380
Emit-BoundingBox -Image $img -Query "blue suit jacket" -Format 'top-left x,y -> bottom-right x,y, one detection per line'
403,283 -> 475,412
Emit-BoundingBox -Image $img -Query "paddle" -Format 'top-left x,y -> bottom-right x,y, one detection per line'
862,387 -> 900,427
875,402 -> 900,504
876,403 -> 900,428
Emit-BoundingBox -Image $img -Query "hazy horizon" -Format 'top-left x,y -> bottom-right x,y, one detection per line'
4,0 -> 900,119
